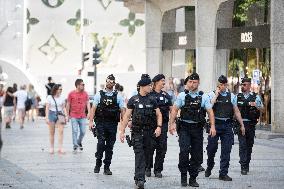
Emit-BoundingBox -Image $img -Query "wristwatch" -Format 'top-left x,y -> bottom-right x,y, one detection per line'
157,125 -> 162,128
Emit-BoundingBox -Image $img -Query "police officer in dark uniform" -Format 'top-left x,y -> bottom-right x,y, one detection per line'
169,73 -> 216,187
89,74 -> 125,175
119,74 -> 162,189
237,77 -> 263,175
145,74 -> 172,178
206,75 -> 245,181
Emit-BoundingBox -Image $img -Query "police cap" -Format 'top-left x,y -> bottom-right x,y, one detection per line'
152,74 -> 165,82
141,74 -> 150,79
184,73 -> 200,85
241,77 -> 251,83
138,78 -> 152,87
107,74 -> 115,81
218,75 -> 228,84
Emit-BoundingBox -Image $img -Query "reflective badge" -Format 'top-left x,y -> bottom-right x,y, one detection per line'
160,97 -> 164,100
139,104 -> 143,108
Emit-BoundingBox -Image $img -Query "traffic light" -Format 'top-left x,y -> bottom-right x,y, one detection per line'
93,44 -> 101,65
82,52 -> 90,63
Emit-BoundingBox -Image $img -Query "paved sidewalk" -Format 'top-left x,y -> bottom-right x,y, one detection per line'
1,119 -> 284,189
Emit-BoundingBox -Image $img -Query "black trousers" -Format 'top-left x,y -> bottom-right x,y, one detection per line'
206,121 -> 234,176
238,121 -> 256,169
147,122 -> 168,173
178,123 -> 203,179
132,128 -> 155,182
95,121 -> 118,168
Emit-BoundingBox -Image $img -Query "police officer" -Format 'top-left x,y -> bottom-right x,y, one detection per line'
169,73 -> 216,187
205,75 -> 245,181
145,74 -> 173,178
237,77 -> 263,175
89,74 -> 125,175
119,74 -> 162,189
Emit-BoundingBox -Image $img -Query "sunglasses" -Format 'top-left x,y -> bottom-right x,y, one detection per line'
80,83 -> 85,86
106,80 -> 115,84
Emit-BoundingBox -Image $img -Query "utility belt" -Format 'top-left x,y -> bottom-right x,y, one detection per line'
215,118 -> 233,124
176,118 -> 203,134
131,125 -> 155,133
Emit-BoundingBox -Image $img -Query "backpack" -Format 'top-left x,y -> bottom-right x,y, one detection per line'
25,98 -> 33,111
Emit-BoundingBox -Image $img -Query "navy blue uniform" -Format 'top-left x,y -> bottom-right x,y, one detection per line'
207,91 -> 237,176
127,94 -> 158,182
147,90 -> 172,173
175,90 -> 212,179
237,92 -> 263,171
93,90 -> 124,170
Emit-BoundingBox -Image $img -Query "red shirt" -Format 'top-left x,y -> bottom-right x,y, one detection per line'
67,90 -> 89,118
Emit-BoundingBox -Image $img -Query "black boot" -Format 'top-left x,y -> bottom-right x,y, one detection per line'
188,177 -> 199,187
94,166 -> 100,173
219,175 -> 232,181
181,173 -> 187,187
136,180 -> 144,189
205,168 -> 212,177
104,166 -> 112,175
197,165 -> 205,172
145,168 -> 151,177
154,171 -> 162,178
241,166 -> 248,175
94,160 -> 101,173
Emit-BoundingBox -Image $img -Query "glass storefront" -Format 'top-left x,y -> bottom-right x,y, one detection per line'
228,0 -> 271,125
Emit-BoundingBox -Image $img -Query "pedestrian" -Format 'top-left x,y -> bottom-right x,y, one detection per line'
169,73 -> 216,187
66,79 -> 90,153
12,83 -> 17,121
0,84 -> 4,122
45,84 -> 67,154
45,76 -> 55,96
165,76 -> 177,102
145,74 -> 173,178
13,85 -> 28,129
237,77 -> 263,175
205,75 -> 245,181
3,87 -> 14,128
89,74 -> 125,175
119,74 -> 162,189
27,84 -> 37,122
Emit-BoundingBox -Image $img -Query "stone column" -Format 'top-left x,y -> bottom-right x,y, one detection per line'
271,0 -> 284,133
145,0 -> 163,77
195,0 -> 219,92
215,0 -> 234,80
161,9 -> 176,77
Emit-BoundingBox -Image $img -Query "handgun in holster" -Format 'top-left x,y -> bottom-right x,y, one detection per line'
91,124 -> 98,138
176,117 -> 182,134
204,120 -> 210,134
126,134 -> 133,147
232,119 -> 241,135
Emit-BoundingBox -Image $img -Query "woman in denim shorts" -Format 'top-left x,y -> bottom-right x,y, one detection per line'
45,84 -> 67,154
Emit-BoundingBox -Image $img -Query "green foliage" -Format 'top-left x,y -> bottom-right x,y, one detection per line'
233,0 -> 267,24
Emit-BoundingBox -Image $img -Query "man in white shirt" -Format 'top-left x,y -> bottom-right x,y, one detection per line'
14,85 -> 28,129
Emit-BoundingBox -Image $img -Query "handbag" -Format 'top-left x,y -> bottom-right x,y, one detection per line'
52,96 -> 66,125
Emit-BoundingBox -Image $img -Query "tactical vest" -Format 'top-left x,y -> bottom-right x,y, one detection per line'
95,90 -> 120,122
151,91 -> 170,122
132,95 -> 157,129
213,92 -> 234,119
180,91 -> 206,123
237,92 -> 260,123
